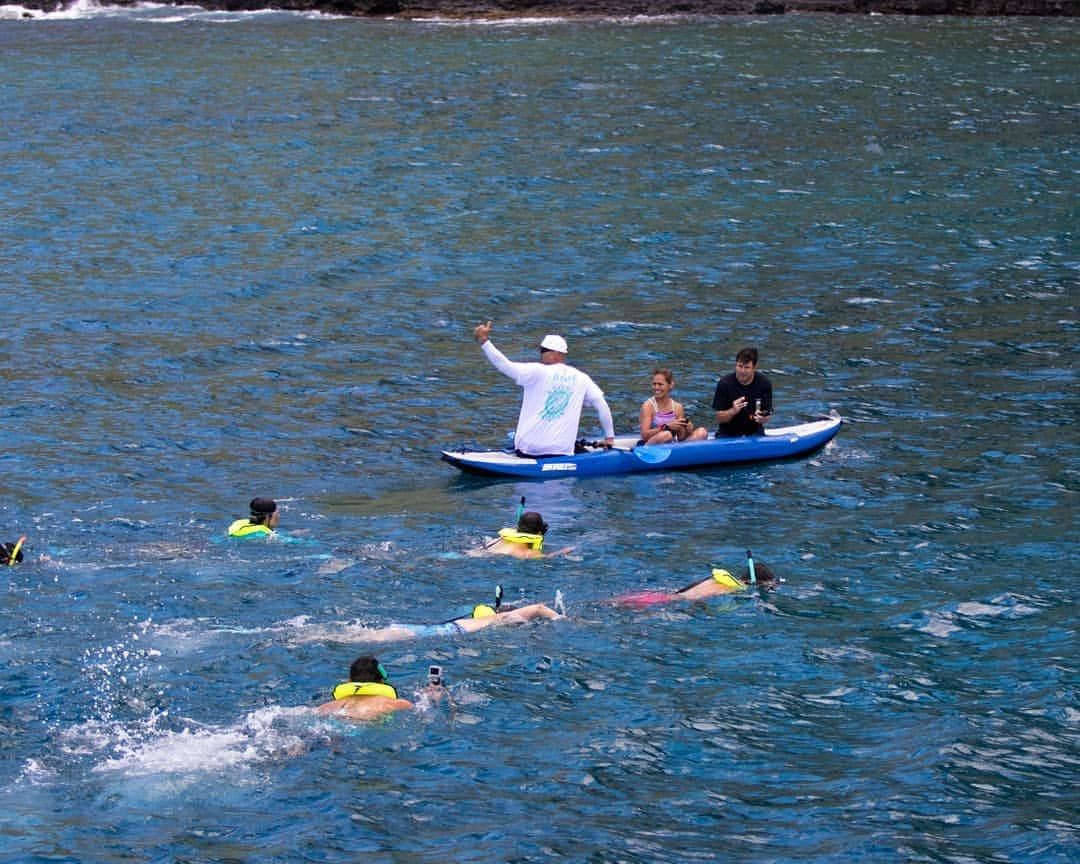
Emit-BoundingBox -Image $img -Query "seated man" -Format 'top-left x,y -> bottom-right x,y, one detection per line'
316,655 -> 416,721
712,347 -> 773,437
228,497 -> 280,539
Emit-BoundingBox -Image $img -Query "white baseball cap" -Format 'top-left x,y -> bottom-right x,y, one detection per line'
539,334 -> 568,354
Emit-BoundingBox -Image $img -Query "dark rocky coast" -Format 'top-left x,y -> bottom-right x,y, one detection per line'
17,0 -> 1080,16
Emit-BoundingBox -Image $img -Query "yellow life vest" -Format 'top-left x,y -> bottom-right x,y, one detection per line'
712,568 -> 745,590
332,681 -> 398,701
497,528 -> 544,552
228,519 -> 273,539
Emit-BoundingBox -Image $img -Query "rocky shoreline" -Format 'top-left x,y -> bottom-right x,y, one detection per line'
15,0 -> 1080,15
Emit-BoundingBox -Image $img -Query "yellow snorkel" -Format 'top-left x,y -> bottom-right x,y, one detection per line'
8,536 -> 26,566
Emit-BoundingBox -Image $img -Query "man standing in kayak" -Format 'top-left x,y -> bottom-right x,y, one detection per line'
712,347 -> 774,437
474,320 -> 615,457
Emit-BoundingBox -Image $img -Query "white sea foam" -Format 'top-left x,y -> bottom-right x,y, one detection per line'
15,758 -> 56,785
78,706 -> 316,780
0,0 -> 344,21
0,4 -> 40,17
280,618 -> 414,645
904,593 -> 1042,639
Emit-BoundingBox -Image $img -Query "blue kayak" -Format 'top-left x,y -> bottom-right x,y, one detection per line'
441,414 -> 842,479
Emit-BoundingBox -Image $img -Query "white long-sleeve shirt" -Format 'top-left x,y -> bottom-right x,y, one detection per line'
481,340 -> 615,457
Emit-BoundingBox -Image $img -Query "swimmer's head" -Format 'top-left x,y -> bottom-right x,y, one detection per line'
3,539 -> 25,565
249,497 -> 277,525
472,604 -> 497,619
738,561 -> 776,588
349,655 -> 389,684
517,511 -> 548,535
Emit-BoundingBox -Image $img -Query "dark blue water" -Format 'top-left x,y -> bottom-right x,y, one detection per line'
0,6 -> 1076,862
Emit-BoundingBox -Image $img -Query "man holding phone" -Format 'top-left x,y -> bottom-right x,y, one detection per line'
317,655 -> 446,722
712,347 -> 773,437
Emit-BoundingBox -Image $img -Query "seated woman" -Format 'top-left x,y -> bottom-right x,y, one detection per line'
616,556 -> 776,608
638,368 -> 709,446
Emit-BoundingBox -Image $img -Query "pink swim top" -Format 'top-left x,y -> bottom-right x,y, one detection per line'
648,397 -> 679,427
616,591 -> 678,608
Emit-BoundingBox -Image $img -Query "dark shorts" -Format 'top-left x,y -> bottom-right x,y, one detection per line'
515,449 -> 572,459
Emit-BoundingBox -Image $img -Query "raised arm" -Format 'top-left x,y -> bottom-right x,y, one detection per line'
473,320 -> 492,344
476,321 -> 529,383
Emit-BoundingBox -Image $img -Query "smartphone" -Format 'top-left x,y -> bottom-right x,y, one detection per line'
428,665 -> 442,686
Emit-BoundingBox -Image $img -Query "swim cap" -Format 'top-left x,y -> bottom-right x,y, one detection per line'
472,604 -> 497,619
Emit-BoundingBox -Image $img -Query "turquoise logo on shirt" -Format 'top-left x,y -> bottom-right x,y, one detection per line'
540,387 -> 571,421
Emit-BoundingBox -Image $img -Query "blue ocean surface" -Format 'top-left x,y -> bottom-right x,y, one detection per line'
0,5 -> 1076,862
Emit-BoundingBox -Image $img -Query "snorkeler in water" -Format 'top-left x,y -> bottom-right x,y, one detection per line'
298,586 -> 561,645
2,537 -> 26,566
227,497 -> 280,539
615,551 -> 776,608
315,655 -> 422,722
468,501 -> 575,559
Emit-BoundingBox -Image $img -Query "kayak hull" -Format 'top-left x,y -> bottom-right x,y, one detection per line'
441,415 -> 842,479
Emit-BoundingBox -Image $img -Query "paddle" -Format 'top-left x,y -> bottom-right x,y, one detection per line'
579,439 -> 633,452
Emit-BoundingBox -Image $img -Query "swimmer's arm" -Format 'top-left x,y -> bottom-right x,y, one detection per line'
520,603 -> 560,620
542,545 -> 576,559
497,603 -> 561,623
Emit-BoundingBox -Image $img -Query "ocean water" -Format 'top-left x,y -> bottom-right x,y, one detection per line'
0,5 -> 1076,862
